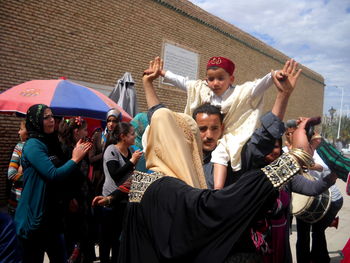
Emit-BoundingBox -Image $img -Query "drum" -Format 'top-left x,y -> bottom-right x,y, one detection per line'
290,172 -> 332,224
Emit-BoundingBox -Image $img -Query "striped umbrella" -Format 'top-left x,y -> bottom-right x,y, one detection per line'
0,79 -> 132,121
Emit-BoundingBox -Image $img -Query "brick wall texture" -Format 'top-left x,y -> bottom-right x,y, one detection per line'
0,0 -> 325,203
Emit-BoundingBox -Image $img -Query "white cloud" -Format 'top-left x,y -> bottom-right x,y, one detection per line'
189,0 -> 350,115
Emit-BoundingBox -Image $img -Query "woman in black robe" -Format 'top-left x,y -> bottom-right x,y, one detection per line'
117,111 -> 313,263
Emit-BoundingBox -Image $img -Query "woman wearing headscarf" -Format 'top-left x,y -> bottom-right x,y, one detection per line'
89,108 -> 121,196
119,108 -> 316,263
116,58 -> 317,263
14,104 -> 91,263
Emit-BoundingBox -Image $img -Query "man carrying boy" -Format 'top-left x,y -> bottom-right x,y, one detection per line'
160,56 -> 300,189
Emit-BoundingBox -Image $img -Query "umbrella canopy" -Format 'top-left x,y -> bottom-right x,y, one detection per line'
109,72 -> 138,117
0,79 -> 132,121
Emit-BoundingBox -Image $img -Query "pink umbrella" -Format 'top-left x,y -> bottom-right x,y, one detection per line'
0,79 -> 132,121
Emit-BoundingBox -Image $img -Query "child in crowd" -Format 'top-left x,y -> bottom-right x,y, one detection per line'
157,56 -> 298,189
7,120 -> 28,216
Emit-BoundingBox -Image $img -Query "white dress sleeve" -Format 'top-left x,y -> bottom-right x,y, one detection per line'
250,72 -> 274,98
163,70 -> 190,92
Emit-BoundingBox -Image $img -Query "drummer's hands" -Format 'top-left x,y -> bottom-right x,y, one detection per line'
72,139 -> 92,163
291,117 -> 313,156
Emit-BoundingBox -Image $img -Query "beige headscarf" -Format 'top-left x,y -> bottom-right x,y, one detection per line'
145,108 -> 207,189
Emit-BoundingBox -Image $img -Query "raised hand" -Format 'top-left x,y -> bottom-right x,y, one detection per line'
143,56 -> 163,83
272,59 -> 302,96
271,59 -> 302,120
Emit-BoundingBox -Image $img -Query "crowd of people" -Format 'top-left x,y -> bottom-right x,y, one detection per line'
1,55 -> 349,263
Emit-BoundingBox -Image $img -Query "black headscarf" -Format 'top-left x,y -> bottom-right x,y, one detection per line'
25,104 -> 66,165
25,104 -> 49,141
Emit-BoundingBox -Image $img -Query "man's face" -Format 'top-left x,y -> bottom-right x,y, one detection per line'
195,113 -> 224,152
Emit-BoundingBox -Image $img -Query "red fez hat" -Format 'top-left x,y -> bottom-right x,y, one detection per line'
206,57 -> 235,75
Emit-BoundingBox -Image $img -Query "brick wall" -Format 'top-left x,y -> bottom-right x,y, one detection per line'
0,0 -> 324,203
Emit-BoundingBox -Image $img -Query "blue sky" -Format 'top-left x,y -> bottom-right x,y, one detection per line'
189,0 -> 350,117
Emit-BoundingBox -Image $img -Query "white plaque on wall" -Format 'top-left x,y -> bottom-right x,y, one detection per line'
162,43 -> 199,85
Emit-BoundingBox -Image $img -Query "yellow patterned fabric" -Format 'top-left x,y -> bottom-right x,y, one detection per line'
145,108 -> 207,189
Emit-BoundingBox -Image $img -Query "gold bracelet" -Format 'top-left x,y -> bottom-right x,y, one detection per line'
311,134 -> 322,140
289,148 -> 314,168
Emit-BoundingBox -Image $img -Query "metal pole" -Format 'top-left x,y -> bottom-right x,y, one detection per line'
337,86 -> 344,139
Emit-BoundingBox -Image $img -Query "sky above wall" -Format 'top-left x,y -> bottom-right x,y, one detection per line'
189,0 -> 350,117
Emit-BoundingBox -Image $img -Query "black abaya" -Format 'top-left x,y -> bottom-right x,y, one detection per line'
118,169 -> 277,263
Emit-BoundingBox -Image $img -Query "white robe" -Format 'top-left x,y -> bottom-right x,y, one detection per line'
164,71 -> 273,171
